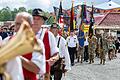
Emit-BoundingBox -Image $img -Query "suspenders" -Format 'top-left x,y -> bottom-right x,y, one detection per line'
57,37 -> 61,48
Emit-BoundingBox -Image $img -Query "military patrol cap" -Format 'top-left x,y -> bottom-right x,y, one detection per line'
32,8 -> 48,21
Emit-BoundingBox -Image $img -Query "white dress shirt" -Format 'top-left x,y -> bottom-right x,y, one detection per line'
84,37 -> 89,46
66,35 -> 79,47
31,39 -> 46,75
6,57 -> 24,80
55,35 -> 71,70
36,28 -> 59,57
3,35 -> 24,80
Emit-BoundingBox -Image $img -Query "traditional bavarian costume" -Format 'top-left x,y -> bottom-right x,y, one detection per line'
51,34 -> 71,80
36,29 -> 59,80
2,35 -> 24,80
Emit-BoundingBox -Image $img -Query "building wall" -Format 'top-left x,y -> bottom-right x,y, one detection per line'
95,29 -> 117,37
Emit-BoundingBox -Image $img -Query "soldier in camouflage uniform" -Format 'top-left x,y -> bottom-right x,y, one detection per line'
107,34 -> 116,60
108,41 -> 116,60
88,33 -> 97,64
77,45 -> 84,63
99,33 -> 108,65
96,34 -> 102,58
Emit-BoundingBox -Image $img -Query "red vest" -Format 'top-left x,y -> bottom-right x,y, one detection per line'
43,30 -> 51,73
22,38 -> 38,80
22,53 -> 37,80
10,35 -> 37,80
22,30 -> 51,80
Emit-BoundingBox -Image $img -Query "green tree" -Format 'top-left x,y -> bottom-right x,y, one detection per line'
11,8 -> 18,20
18,7 -> 26,12
0,6 -> 12,21
28,9 -> 32,14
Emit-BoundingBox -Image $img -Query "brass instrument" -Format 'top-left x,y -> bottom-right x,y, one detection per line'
0,20 -> 42,80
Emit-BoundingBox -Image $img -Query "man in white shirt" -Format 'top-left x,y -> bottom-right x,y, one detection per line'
2,12 -> 46,80
32,8 -> 59,80
50,23 -> 71,80
2,34 -> 24,80
66,30 -> 79,66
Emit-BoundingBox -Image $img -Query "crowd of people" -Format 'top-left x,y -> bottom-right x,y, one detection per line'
0,8 -> 120,80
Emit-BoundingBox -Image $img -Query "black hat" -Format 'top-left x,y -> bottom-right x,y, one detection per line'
32,8 -> 48,21
50,23 -> 60,29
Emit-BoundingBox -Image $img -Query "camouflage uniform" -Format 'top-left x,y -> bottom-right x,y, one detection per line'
108,42 -> 116,60
96,34 -> 102,58
88,35 -> 97,64
107,35 -> 116,60
100,35 -> 108,65
77,46 -> 84,63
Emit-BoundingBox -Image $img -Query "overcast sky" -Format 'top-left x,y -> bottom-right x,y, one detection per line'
0,0 -> 120,12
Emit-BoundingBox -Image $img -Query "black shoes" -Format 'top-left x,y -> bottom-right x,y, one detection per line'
71,63 -> 74,66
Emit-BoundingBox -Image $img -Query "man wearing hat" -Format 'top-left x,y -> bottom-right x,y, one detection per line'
50,23 -> 71,80
32,8 -> 59,80
66,30 -> 79,66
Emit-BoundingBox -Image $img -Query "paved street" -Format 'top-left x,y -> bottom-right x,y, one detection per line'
62,53 -> 120,80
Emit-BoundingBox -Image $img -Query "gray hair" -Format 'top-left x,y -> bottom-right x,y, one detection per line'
16,12 -> 33,26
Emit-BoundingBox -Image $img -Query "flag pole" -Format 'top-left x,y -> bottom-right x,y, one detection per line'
88,1 -> 95,37
58,0 -> 64,36
69,0 -> 74,35
68,0 -> 74,35
91,1 -> 95,35
60,0 -> 63,36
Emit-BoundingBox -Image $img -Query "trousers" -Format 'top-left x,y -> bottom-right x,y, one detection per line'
68,47 -> 76,65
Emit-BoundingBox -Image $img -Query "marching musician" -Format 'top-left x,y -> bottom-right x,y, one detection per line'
16,12 -> 46,80
3,12 -> 46,80
32,8 -> 59,80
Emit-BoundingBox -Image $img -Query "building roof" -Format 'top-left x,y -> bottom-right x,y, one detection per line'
94,14 -> 104,25
96,12 -> 120,29
95,1 -> 120,10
